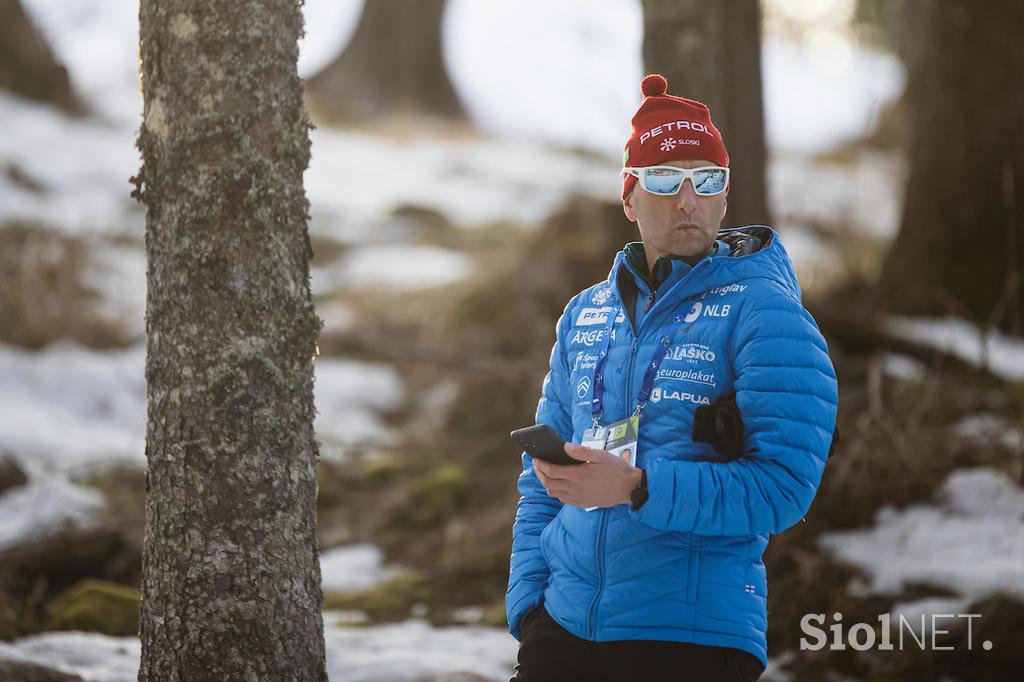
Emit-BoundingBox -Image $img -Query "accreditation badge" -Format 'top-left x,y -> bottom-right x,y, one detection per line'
581,414 -> 639,511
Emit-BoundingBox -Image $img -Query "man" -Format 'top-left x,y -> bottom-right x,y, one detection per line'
506,74 -> 839,681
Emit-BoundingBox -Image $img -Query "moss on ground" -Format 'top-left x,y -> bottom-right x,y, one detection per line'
46,579 -> 140,636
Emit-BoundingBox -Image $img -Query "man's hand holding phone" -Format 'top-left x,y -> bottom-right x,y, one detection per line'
532,443 -> 641,509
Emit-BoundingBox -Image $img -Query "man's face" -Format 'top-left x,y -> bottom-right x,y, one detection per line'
622,158 -> 729,261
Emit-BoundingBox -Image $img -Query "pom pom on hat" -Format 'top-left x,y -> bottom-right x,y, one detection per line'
641,74 -> 668,97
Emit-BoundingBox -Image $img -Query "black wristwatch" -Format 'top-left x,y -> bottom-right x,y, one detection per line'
630,469 -> 648,511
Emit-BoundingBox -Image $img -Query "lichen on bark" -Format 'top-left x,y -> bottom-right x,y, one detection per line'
134,1 -> 327,679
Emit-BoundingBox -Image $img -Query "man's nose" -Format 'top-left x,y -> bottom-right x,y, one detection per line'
676,178 -> 698,214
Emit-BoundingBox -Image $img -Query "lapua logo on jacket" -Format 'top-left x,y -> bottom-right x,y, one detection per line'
650,387 -> 710,405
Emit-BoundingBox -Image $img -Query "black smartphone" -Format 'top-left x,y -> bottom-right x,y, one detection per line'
510,424 -> 582,466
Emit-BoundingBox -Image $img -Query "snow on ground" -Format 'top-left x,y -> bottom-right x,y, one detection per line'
313,358 -> 404,458
0,341 -> 403,546
319,543 -> 405,593
820,468 -> 1024,617
0,93 -> 142,237
0,342 -> 147,476
882,353 -> 927,382
0,478 -> 104,550
0,631 -> 141,682
954,414 -> 1024,456
769,149 -> 905,240
313,243 -> 474,293
0,617 -> 518,682
885,316 -> 1024,381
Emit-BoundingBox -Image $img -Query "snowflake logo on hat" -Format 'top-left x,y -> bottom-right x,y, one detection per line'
660,138 -> 677,152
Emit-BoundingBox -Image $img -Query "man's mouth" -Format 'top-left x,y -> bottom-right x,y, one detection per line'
677,223 -> 700,230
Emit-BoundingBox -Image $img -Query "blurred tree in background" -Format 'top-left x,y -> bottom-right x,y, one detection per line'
0,0 -> 79,112
134,0 -> 326,678
877,0 -> 1024,334
305,0 -> 467,125
641,0 -> 769,228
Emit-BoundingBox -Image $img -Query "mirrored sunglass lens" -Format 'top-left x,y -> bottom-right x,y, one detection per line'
643,168 -> 683,194
693,168 -> 727,195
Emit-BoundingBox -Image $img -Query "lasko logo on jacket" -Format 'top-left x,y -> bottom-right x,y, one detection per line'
664,343 -> 717,363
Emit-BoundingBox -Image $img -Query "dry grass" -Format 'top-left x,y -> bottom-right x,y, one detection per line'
0,221 -> 131,349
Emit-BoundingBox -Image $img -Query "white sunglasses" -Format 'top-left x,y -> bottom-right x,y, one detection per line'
623,165 -> 730,197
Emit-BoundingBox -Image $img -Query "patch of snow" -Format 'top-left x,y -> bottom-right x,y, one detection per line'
319,543 -> 404,594
885,316 -> 1024,381
444,0 -> 644,157
890,596 -> 971,623
0,630 -> 140,682
0,618 -> 518,682
954,415 -> 1023,455
0,342 -> 147,476
305,126 -> 614,232
762,36 -> 906,154
314,244 -> 473,293
314,358 -> 404,458
0,478 -> 105,550
769,150 -> 906,240
883,353 -> 927,382
820,468 -> 1024,604
323,616 -> 516,682
0,93 -> 142,236
298,0 -> 365,79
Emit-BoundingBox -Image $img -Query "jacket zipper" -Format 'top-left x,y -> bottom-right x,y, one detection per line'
585,255 -> 712,638
587,334 -> 639,639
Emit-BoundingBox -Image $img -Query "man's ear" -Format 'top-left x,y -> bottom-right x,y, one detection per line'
623,192 -> 638,222
720,198 -> 728,220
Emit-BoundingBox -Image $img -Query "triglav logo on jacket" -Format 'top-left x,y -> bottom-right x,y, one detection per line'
591,285 -> 614,306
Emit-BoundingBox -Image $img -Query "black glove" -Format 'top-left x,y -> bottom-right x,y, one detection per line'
692,393 -> 744,460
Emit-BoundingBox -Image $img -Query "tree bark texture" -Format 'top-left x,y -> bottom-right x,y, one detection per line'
877,0 -> 1024,333
641,0 -> 769,228
0,0 -> 80,112
304,0 -> 466,123
134,1 -> 326,679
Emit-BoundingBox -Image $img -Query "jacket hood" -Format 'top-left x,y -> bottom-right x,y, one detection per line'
606,225 -> 803,304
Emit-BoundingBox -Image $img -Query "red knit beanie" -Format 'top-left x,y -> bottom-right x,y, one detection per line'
621,74 -> 730,201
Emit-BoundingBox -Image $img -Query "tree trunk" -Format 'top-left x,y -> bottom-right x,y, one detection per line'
877,0 -> 1024,334
640,0 -> 769,228
134,1 -> 326,679
304,0 -> 466,124
0,0 -> 80,112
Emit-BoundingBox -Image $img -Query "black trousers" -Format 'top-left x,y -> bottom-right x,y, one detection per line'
511,604 -> 764,682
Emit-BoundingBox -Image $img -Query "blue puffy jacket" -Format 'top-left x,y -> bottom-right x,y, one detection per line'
506,226 -> 838,669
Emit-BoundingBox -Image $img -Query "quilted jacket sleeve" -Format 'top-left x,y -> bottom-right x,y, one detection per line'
631,293 -> 838,536
505,302 -> 574,640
